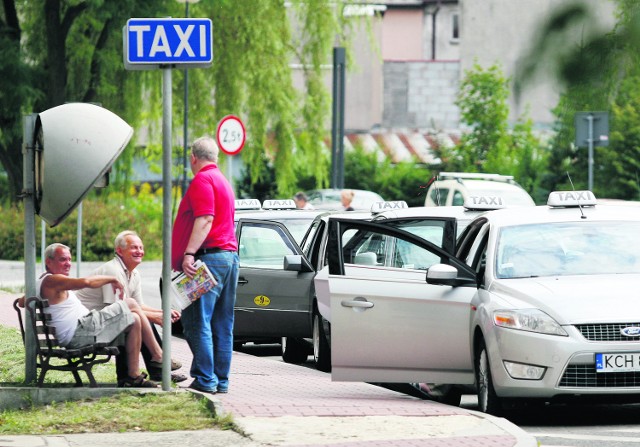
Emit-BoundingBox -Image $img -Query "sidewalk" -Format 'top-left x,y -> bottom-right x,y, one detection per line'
0,289 -> 537,447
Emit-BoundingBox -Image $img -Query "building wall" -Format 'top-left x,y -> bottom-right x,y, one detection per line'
423,3 -> 460,60
289,2 -> 618,139
381,2 -> 461,131
383,61 -> 460,130
382,9 -> 423,60
346,18 -> 385,130
460,0 -> 617,128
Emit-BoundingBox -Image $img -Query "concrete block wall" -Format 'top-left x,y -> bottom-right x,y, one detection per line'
383,61 -> 460,131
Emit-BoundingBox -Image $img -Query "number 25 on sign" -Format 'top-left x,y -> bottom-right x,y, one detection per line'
216,115 -> 246,156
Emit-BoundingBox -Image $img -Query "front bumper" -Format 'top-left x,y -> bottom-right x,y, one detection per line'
486,324 -> 640,399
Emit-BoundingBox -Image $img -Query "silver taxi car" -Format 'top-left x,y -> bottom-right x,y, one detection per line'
315,191 -> 640,414
239,199 -> 495,371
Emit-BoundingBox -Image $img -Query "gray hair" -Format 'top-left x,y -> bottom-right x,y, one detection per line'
44,243 -> 69,261
115,230 -> 140,250
191,136 -> 219,163
44,243 -> 70,272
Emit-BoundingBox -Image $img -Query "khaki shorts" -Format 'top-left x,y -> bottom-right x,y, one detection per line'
66,301 -> 134,349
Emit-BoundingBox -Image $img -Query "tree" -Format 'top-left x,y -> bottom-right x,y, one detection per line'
454,62 -> 510,172
0,1 -> 358,204
607,74 -> 640,200
514,0 -> 640,197
1,0 -> 172,203
441,62 -> 547,201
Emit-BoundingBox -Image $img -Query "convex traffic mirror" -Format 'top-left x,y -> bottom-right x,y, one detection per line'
33,103 -> 133,226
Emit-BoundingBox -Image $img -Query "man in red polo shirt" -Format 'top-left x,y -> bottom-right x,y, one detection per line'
172,136 -> 239,394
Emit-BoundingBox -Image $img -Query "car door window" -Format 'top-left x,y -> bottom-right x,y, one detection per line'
464,223 -> 489,267
429,187 -> 449,206
378,217 -> 457,255
301,219 -> 321,256
331,219 -> 474,276
237,221 -> 299,269
452,189 -> 465,206
456,217 -> 488,260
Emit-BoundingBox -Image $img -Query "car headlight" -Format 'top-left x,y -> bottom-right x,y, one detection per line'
493,309 -> 568,336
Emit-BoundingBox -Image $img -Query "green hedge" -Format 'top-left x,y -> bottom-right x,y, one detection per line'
0,187 -> 164,262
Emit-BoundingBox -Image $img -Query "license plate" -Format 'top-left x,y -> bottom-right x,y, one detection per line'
596,353 -> 640,372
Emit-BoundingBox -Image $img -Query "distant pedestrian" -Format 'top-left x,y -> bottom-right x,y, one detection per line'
293,191 -> 314,210
172,136 -> 239,394
341,189 -> 355,211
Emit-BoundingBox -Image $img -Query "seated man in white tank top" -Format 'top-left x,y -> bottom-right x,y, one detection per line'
37,242 -> 164,388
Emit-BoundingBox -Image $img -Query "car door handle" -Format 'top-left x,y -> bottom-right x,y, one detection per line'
237,277 -> 248,285
341,298 -> 374,309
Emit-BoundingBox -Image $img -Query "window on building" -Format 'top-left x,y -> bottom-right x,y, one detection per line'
452,13 -> 459,41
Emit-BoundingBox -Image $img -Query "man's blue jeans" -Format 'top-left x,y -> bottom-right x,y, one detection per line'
182,250 -> 239,391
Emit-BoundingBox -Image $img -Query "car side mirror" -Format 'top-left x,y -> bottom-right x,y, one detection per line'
426,264 -> 475,287
284,255 -> 314,273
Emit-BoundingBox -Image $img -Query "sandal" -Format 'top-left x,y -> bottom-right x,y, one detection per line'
119,374 -> 159,388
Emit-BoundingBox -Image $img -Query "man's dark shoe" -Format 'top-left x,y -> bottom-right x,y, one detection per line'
149,372 -> 188,383
171,372 -> 188,383
188,380 -> 217,394
149,358 -> 182,371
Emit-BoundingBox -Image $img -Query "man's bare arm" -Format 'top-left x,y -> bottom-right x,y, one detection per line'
41,275 -> 124,305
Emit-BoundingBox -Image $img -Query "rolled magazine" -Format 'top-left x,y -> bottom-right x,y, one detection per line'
170,260 -> 217,310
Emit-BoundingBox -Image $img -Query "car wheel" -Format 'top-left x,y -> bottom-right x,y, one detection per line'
281,337 -> 309,364
416,383 -> 462,406
476,339 -> 503,415
312,310 -> 331,372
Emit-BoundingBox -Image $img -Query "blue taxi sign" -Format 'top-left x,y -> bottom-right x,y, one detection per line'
124,18 -> 213,70
547,191 -> 597,207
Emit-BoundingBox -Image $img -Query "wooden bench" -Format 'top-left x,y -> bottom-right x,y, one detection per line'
13,297 -> 120,387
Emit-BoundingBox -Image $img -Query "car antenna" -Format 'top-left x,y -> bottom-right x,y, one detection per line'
566,172 -> 586,219
434,174 -> 441,205
422,174 -> 439,205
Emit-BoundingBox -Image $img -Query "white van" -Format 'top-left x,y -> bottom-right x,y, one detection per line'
424,172 -> 535,207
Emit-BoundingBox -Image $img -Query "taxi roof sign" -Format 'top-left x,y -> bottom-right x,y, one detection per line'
235,199 -> 261,210
371,201 -> 408,213
464,195 -> 506,211
262,199 -> 297,210
547,190 -> 597,207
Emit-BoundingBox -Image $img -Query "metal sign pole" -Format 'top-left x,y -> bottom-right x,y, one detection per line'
161,66 -> 173,391
23,114 -> 37,383
587,114 -> 594,191
331,47 -> 346,189
227,155 -> 234,193
76,202 -> 82,277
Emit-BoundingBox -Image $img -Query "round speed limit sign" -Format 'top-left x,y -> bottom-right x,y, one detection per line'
216,115 -> 246,155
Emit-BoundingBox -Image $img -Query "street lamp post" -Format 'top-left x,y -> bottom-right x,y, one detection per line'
176,0 -> 200,196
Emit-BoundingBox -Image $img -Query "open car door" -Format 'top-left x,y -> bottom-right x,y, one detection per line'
316,218 -> 478,385
235,219 -> 315,342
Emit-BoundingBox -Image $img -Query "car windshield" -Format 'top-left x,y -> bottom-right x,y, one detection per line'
276,218 -> 315,243
495,221 -> 640,278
